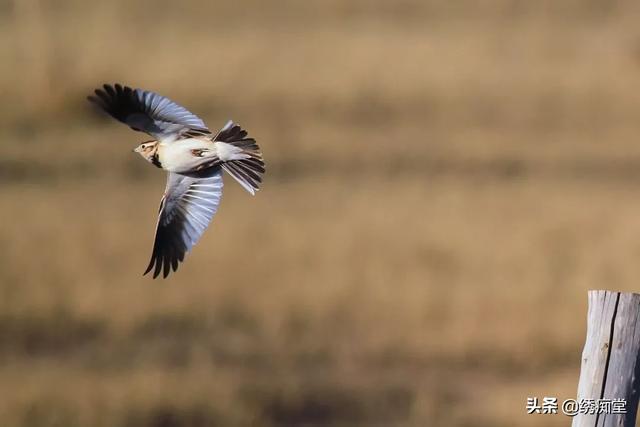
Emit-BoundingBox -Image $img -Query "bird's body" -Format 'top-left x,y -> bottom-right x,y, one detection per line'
159,138 -> 210,172
150,138 -> 247,173
88,83 -> 265,278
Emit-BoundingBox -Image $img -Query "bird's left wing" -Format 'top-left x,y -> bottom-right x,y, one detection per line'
88,83 -> 210,140
144,168 -> 224,278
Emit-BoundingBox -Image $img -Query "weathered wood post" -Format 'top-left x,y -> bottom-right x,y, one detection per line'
573,291 -> 640,427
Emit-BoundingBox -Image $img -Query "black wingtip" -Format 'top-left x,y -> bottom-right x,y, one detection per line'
163,253 -> 171,279
143,267 -> 162,279
153,257 -> 162,279
142,252 -> 186,279
88,83 -> 140,126
143,258 -> 155,277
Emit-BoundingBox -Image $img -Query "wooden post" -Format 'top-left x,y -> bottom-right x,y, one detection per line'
573,291 -> 640,426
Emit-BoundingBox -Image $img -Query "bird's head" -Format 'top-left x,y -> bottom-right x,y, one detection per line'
133,140 -> 159,162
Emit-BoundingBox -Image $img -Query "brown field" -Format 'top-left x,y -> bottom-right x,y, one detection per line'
3,1 -> 640,426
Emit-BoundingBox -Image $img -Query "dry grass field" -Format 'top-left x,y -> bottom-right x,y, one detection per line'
3,0 -> 640,426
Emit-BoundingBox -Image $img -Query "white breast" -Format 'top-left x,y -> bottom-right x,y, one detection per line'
158,138 -> 216,173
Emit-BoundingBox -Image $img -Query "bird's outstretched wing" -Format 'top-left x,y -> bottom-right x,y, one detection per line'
145,169 -> 224,278
88,83 -> 210,140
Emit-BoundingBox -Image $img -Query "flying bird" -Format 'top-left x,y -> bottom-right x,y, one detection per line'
88,84 -> 264,278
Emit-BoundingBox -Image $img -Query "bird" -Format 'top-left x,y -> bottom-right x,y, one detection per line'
88,83 -> 264,278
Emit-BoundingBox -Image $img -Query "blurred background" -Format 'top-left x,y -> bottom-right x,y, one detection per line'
3,0 -> 640,426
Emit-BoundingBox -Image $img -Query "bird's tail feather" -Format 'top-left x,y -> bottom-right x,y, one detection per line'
215,121 -> 265,195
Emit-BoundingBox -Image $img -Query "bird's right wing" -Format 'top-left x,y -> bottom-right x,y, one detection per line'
88,84 -> 210,140
144,168 -> 224,278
